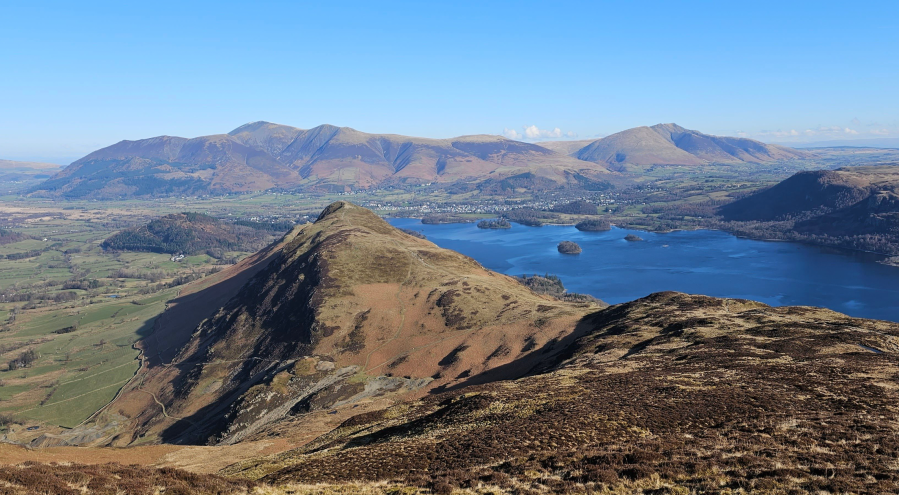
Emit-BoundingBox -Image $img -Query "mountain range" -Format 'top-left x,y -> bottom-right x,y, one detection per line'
30,122 -> 814,198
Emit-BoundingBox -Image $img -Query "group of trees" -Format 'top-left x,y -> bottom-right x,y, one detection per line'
102,212 -> 285,256
552,200 -> 599,215
575,219 -> 611,231
421,214 -> 474,224
477,218 -> 511,229
502,208 -> 560,227
7,349 -> 36,371
0,290 -> 78,303
557,241 -> 582,254
516,274 -> 600,303
0,229 -> 27,246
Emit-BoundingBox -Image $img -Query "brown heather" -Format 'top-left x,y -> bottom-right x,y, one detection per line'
222,292 -> 899,494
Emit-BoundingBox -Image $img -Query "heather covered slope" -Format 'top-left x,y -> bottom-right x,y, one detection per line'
31,121 -> 611,197
111,202 -> 601,446
227,292 -> 899,494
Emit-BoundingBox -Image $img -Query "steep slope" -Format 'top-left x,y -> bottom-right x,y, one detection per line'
227,292 -> 899,494
575,123 -> 813,170
32,122 -> 611,197
719,165 -> 899,226
35,133 -> 300,198
108,202 -> 602,446
650,123 -> 812,163
719,169 -> 873,221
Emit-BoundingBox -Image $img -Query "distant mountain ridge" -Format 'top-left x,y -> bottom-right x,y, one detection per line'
32,122 -> 813,197
543,123 -> 814,171
33,122 -> 610,198
0,159 -> 63,182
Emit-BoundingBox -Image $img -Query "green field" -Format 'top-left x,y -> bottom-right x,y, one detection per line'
0,198 -> 293,429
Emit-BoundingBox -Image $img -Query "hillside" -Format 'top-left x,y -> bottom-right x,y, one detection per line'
719,165 -> 899,253
570,123 -> 814,170
101,212 -> 289,256
224,291 -> 899,494
31,122 -> 611,198
98,201 -> 602,446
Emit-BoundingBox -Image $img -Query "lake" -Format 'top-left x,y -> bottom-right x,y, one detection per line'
388,218 -> 899,322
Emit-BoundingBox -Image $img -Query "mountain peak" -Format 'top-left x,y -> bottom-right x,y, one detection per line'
650,122 -> 689,134
315,200 -> 363,221
111,202 -> 602,444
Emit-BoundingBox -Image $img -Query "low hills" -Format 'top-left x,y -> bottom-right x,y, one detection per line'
719,165 -> 899,252
107,201 -> 603,445
0,159 -> 62,182
101,212 -> 289,256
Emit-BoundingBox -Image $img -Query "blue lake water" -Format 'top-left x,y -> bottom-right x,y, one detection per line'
389,218 -> 899,322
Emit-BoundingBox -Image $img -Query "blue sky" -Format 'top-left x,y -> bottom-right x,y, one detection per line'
1,0 -> 897,163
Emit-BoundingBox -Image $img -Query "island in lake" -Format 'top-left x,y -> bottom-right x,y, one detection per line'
477,218 -> 511,229
625,234 -> 644,242
558,240 -> 582,254
576,218 -> 611,231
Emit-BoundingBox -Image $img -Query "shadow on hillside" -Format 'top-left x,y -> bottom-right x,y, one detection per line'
137,244 -> 284,367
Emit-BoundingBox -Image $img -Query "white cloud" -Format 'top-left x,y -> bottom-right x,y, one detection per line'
851,117 -> 862,126
502,128 -> 522,140
503,125 -> 578,141
754,123 -> 893,142
524,125 -> 563,139
760,129 -> 800,137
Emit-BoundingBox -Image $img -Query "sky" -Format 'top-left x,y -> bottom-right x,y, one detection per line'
1,0 -> 897,164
